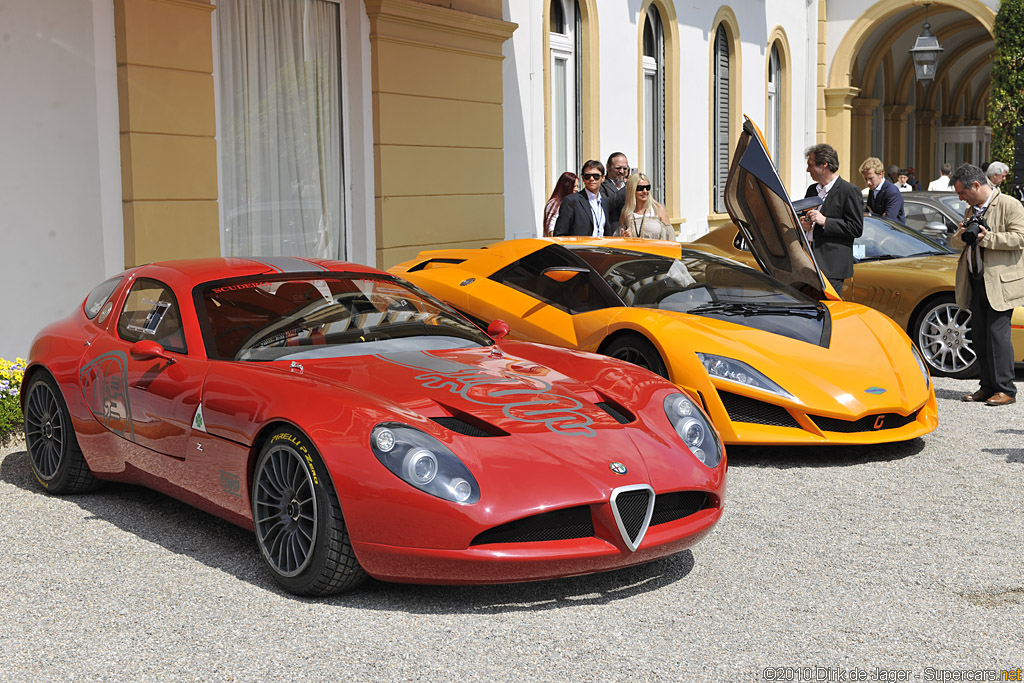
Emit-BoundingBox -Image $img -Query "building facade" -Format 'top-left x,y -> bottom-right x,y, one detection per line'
0,0 -> 999,358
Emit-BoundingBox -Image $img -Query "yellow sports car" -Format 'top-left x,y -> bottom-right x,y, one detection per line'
692,207 -> 1024,379
390,119 -> 937,446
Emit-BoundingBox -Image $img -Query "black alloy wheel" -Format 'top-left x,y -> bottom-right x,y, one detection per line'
23,373 -> 100,493
252,429 -> 366,595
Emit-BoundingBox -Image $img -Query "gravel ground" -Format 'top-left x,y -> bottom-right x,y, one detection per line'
1,374 -> 1022,682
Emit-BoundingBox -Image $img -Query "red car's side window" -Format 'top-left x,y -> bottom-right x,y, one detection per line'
116,278 -> 187,354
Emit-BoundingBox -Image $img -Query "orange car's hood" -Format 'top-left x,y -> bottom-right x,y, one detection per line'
649,304 -> 929,413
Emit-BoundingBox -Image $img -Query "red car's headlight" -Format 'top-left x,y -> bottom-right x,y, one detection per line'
370,423 -> 480,504
664,393 -> 723,468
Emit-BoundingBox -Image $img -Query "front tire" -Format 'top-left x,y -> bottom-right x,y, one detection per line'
252,429 -> 366,596
603,334 -> 670,379
23,373 -> 100,494
912,295 -> 977,378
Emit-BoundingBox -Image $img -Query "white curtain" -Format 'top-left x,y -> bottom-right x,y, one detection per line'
217,0 -> 344,259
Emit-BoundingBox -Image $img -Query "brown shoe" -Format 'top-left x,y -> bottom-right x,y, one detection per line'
985,392 -> 1016,406
962,389 -> 991,402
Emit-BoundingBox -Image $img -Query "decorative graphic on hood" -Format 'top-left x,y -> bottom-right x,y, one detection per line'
375,351 -> 597,437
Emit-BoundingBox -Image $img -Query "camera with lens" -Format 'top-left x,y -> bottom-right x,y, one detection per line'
961,214 -> 987,245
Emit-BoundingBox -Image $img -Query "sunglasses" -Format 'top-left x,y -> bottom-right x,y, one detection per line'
582,173 -> 603,180
636,185 -> 651,192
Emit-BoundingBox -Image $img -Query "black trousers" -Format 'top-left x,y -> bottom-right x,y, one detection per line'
968,276 -> 1016,397
827,276 -> 845,297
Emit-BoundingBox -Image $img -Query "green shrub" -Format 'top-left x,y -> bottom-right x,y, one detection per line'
988,0 -> 1024,186
0,358 -> 26,446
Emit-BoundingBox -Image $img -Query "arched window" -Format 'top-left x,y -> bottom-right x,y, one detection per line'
549,0 -> 581,185
766,43 -> 781,166
643,6 -> 665,204
712,24 -> 730,213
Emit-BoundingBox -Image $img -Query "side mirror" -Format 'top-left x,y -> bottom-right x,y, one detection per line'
130,339 -> 176,363
487,319 -> 510,340
540,266 -> 588,283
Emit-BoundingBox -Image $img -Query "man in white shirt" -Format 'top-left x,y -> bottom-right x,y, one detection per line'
928,163 -> 953,191
552,160 -> 622,237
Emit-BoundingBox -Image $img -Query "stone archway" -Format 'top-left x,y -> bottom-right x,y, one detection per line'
822,0 -> 995,182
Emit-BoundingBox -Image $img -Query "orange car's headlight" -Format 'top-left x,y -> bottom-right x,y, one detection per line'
697,353 -> 794,400
911,344 -> 932,389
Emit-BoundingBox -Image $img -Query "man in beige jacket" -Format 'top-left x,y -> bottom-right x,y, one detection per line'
950,163 -> 1024,406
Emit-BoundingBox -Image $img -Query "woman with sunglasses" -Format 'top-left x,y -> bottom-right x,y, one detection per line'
619,172 -> 675,240
542,171 -> 579,236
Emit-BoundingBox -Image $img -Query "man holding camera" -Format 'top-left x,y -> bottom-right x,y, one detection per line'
950,163 -> 1024,406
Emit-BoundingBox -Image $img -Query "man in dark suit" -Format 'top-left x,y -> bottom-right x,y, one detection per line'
801,144 -> 864,296
553,160 -> 623,237
860,156 -> 905,224
600,152 -> 630,226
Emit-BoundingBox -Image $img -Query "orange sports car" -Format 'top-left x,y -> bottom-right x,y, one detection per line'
390,119 -> 937,446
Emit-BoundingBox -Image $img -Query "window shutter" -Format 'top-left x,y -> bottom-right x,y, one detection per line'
713,26 -> 730,214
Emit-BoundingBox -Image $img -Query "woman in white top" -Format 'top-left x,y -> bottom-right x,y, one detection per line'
618,172 -> 675,240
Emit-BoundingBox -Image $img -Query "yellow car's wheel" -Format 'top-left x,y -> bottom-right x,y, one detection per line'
603,334 -> 669,379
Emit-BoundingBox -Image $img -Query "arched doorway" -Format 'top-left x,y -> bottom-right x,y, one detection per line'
824,0 -> 995,186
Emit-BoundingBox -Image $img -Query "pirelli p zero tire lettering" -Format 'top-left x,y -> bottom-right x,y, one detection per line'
23,372 -> 101,494
912,295 -> 977,379
251,429 -> 366,596
603,334 -> 670,379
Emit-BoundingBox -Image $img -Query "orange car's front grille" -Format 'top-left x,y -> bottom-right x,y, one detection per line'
810,410 -> 920,433
718,391 -> 801,428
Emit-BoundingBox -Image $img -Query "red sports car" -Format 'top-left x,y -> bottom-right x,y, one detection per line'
21,257 -> 725,595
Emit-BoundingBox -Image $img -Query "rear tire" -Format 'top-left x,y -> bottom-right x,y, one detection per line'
252,429 -> 366,596
603,334 -> 670,379
23,373 -> 101,494
912,295 -> 977,379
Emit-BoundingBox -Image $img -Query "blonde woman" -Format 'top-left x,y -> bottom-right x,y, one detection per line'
619,173 -> 674,240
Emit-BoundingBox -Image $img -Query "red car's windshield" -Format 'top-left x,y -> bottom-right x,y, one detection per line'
196,274 -> 490,361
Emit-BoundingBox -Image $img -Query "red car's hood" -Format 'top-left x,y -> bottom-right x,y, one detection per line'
296,346 -> 639,440
260,347 -> 706,510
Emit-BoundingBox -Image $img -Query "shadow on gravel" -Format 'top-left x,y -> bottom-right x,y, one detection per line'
726,437 -> 925,469
934,387 -> 970,402
2,448 -> 697,610
338,551 -> 695,614
983,447 -> 1024,464
1,448 -> 266,583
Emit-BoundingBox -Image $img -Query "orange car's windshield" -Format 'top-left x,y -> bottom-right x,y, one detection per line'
571,246 -> 818,313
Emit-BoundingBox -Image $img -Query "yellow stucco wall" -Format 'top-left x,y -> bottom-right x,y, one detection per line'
367,0 -> 516,269
112,0 -> 514,270
114,0 -> 219,267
